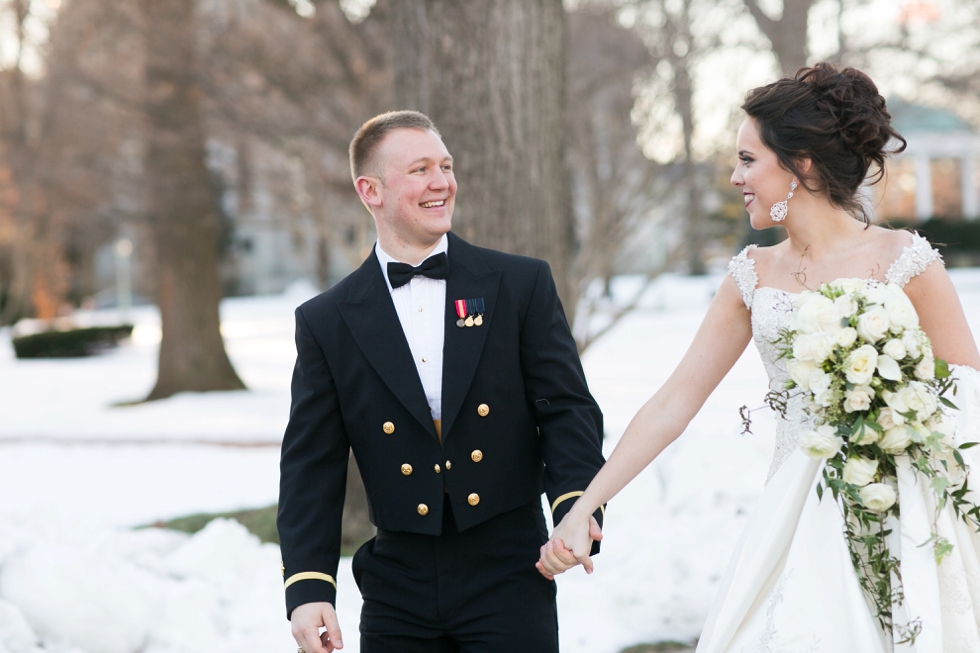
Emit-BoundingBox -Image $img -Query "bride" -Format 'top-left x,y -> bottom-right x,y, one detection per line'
538,62 -> 980,652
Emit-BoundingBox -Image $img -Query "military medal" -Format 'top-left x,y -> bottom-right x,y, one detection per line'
454,299 -> 467,328
454,298 -> 486,327
473,298 -> 485,326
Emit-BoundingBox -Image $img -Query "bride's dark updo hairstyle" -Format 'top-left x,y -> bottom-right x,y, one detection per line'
742,62 -> 907,223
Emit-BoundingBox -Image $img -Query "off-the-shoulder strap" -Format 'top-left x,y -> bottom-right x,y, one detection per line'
884,232 -> 944,288
728,245 -> 759,309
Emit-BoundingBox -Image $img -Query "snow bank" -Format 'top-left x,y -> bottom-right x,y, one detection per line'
3,270 -> 980,651
0,519 -> 294,653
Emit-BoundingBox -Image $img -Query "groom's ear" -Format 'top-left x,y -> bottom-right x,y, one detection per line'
354,175 -> 384,211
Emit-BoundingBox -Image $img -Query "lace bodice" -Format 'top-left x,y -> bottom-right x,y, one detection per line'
728,232 -> 943,482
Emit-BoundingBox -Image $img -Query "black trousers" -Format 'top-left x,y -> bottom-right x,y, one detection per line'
351,496 -> 559,653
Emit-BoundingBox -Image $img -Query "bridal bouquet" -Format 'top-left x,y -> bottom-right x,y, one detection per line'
772,278 -> 980,642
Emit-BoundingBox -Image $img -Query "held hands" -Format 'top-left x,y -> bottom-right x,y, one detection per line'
535,511 -> 603,580
291,602 -> 343,652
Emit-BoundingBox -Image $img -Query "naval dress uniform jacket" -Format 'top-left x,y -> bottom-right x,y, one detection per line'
278,232 -> 606,627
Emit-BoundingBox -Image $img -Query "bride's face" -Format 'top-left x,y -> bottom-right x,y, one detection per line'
731,118 -> 797,230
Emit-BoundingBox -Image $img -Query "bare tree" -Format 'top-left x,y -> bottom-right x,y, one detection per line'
742,0 -> 816,74
565,4 -> 683,350
388,0 -> 576,307
141,0 -> 245,399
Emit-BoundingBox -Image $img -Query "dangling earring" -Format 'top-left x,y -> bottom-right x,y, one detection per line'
770,180 -> 798,222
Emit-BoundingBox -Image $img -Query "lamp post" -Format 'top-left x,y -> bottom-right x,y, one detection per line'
115,238 -> 133,323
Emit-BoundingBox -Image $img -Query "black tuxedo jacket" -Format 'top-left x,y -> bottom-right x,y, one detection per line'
278,233 -> 605,616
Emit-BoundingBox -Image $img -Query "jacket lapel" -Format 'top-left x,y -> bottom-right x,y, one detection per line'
338,252 -> 438,440
440,234 -> 501,442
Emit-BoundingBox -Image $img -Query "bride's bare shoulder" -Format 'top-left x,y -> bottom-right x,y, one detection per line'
869,225 -> 915,259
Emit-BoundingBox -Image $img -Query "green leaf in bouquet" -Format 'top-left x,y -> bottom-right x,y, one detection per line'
865,419 -> 884,433
906,423 -> 925,443
850,416 -> 865,438
940,397 -> 959,410
816,482 -> 824,501
931,475 -> 952,496
914,456 -> 932,475
953,449 -> 966,467
933,536 -> 954,563
935,358 -> 950,379
960,441 -> 980,449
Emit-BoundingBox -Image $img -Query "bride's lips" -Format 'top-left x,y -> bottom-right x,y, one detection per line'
744,193 -> 755,208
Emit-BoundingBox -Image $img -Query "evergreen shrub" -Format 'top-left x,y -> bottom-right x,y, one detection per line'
12,325 -> 134,359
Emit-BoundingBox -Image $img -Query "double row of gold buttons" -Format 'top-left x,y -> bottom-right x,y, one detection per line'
383,404 -> 490,517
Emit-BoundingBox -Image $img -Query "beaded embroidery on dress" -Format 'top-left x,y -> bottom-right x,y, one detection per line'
696,232 -> 980,653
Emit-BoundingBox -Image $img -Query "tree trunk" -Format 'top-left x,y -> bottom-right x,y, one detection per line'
389,0 -> 575,308
743,0 -> 815,75
142,0 -> 245,400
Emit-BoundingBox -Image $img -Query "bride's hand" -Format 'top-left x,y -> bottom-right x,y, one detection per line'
535,511 -> 602,580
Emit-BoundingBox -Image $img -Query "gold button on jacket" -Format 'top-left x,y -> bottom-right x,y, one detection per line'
470,450 -> 483,463
382,421 -> 395,434
434,464 -> 441,474
417,503 -> 429,516
467,493 -> 480,506
477,403 -> 490,417
401,463 -> 413,476
445,460 -> 452,470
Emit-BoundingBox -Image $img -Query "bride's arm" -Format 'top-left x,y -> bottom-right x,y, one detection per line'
538,276 -> 753,576
903,264 -> 980,370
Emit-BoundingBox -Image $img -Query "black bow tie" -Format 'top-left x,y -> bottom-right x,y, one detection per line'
387,252 -> 449,289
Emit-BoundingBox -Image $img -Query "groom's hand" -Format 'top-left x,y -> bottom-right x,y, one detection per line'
291,602 -> 343,652
536,515 -> 602,579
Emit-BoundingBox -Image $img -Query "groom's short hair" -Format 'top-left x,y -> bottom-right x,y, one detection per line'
350,111 -> 440,181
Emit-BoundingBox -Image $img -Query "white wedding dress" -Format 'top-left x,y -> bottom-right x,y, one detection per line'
697,233 -> 980,653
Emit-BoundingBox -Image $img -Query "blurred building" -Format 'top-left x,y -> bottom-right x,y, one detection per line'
875,99 -> 980,222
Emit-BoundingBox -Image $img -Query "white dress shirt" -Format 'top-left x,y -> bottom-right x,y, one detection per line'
375,235 -> 448,421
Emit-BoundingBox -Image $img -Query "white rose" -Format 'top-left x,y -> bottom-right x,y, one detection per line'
877,407 -> 905,430
843,456 -> 878,486
882,389 -> 909,414
795,294 -> 842,334
808,368 -> 832,394
879,425 -> 913,454
786,359 -> 817,391
834,295 -> 859,320
926,412 -> 955,439
856,306 -> 890,343
902,330 -> 923,358
884,287 -> 919,330
859,483 -> 897,512
793,332 -> 836,364
844,385 -> 875,413
814,388 -> 835,407
863,284 -> 890,306
836,327 -> 858,348
844,345 -> 879,385
798,424 -> 844,459
898,385 -> 924,415
915,356 -> 935,380
851,420 -> 881,446
875,355 -> 903,382
793,293 -> 831,334
909,381 -> 937,418
835,279 -> 867,294
882,339 -> 907,361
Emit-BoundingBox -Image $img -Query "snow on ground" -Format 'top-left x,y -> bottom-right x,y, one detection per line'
3,270 -> 980,653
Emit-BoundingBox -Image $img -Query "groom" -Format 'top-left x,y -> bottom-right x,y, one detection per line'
278,110 -> 605,652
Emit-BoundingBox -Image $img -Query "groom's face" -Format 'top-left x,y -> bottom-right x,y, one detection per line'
371,128 -> 457,247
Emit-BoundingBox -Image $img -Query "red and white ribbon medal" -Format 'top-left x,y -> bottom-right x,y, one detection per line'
455,299 -> 468,328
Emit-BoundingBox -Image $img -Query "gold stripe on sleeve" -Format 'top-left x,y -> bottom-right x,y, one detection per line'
551,491 -> 605,519
283,572 -> 337,590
